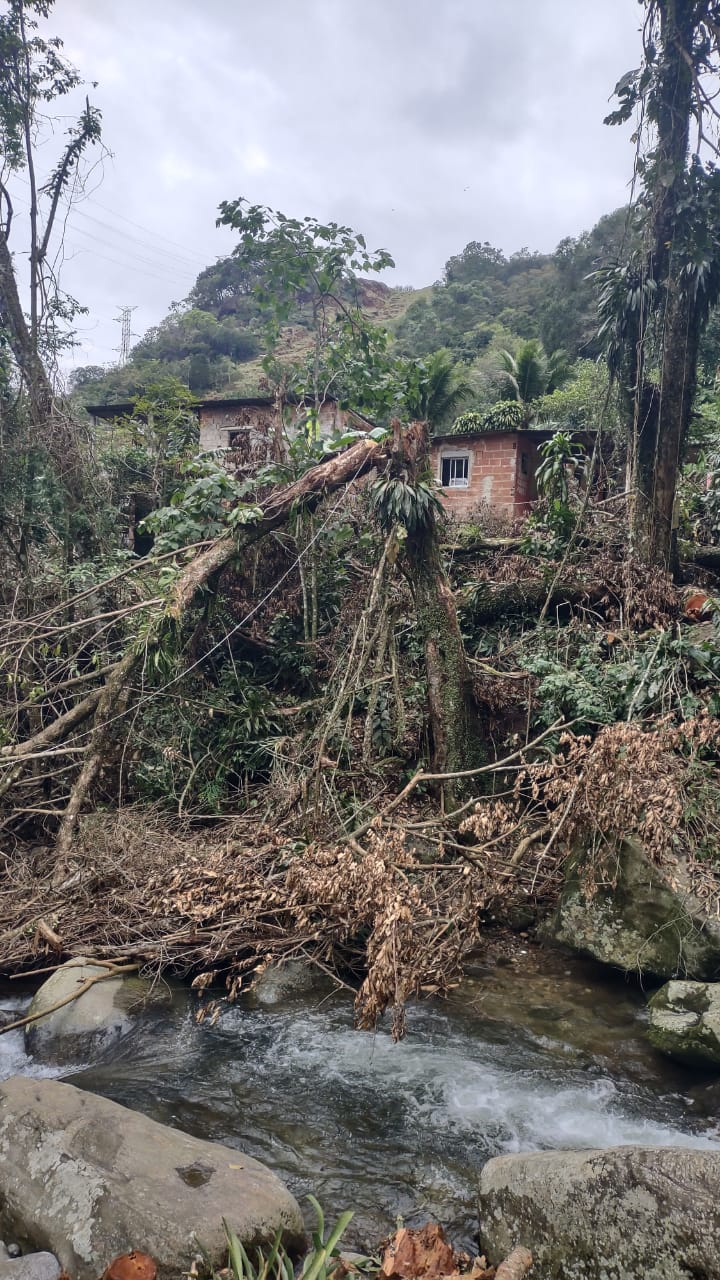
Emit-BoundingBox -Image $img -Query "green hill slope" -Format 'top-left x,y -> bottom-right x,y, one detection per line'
72,206 -> 634,407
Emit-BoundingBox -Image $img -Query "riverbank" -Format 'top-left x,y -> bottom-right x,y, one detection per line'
3,936 -> 719,1255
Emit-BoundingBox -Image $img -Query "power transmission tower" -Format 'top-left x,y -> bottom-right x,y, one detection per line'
114,305 -> 137,365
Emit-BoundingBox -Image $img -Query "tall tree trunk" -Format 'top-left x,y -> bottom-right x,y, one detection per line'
396,421 -> 480,776
0,225 -> 54,423
632,298 -> 700,568
405,525 -> 479,776
629,0 -> 696,569
0,224 -> 90,522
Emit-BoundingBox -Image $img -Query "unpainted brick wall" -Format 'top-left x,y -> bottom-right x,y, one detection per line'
432,433 -> 540,517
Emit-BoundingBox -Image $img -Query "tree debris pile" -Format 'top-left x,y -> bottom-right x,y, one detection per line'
3,704 -> 718,1039
0,811 -> 488,1040
459,716 -> 720,911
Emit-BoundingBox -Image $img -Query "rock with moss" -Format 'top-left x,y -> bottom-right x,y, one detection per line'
478,1145 -> 720,1279
647,980 -> 720,1068
250,959 -> 332,1007
548,837 -> 720,979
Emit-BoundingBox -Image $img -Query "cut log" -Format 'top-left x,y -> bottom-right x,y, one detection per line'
494,1247 -> 532,1280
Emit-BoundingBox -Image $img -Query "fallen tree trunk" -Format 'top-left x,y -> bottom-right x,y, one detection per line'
49,435 -> 386,852
167,434 -> 383,618
462,578 -> 607,625
0,687 -> 102,761
441,536 -> 524,556
682,544 -> 720,573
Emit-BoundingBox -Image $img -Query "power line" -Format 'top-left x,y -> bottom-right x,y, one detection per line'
9,171 -> 214,271
63,235 -> 198,286
9,188 -> 200,285
64,223 -> 199,282
67,203 -> 209,272
82,191 -> 220,266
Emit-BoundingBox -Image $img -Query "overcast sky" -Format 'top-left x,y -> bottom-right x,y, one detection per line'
14,0 -> 643,375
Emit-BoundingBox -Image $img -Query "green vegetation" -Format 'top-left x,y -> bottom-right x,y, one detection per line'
198,1198 -> 356,1280
72,207 -> 631,419
1,0 -> 720,1050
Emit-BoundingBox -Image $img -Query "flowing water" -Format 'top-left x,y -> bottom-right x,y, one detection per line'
2,947 -> 720,1251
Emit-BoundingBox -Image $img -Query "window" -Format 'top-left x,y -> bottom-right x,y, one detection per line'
441,454 -> 469,488
521,451 -> 528,475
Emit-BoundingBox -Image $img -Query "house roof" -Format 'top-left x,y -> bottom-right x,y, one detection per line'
86,395 -> 379,435
431,427 -> 597,446
86,401 -> 136,419
86,393 -> 344,418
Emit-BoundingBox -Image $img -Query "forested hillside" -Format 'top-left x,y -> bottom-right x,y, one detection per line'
72,207 -> 635,407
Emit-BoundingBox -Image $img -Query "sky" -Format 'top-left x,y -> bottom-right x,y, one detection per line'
9,0 -> 643,375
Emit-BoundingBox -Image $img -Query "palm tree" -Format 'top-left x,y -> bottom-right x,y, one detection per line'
497,340 -> 571,426
401,348 -> 471,431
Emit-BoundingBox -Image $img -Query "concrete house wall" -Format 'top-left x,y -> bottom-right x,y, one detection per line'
431,430 -> 544,518
198,398 -> 346,461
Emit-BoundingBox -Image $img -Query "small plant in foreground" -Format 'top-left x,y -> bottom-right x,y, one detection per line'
206,1196 -> 354,1280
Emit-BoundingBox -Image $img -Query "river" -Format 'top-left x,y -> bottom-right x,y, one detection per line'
2,944 -> 719,1252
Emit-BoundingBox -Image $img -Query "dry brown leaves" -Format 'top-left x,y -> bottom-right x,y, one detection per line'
378,1223 -> 528,1280
285,828 -> 482,1039
0,808 -> 485,1040
460,714 -> 720,903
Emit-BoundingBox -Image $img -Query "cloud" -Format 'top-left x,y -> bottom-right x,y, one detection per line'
26,0 -> 643,372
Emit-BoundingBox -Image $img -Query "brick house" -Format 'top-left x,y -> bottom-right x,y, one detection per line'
430,428 -> 591,519
88,396 -> 589,521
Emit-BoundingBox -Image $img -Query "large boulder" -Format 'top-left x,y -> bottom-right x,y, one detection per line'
24,957 -> 160,1064
647,980 -> 720,1069
549,838 -> 720,979
0,1076 -> 305,1280
478,1145 -> 720,1280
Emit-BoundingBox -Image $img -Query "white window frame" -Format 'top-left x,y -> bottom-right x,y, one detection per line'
440,452 -> 470,489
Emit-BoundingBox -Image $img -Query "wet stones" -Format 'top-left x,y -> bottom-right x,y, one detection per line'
249,960 -> 332,1007
647,980 -> 720,1069
24,958 -> 161,1065
0,1254 -> 61,1280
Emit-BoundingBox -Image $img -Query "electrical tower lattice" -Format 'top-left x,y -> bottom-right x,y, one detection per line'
114,306 -> 137,365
